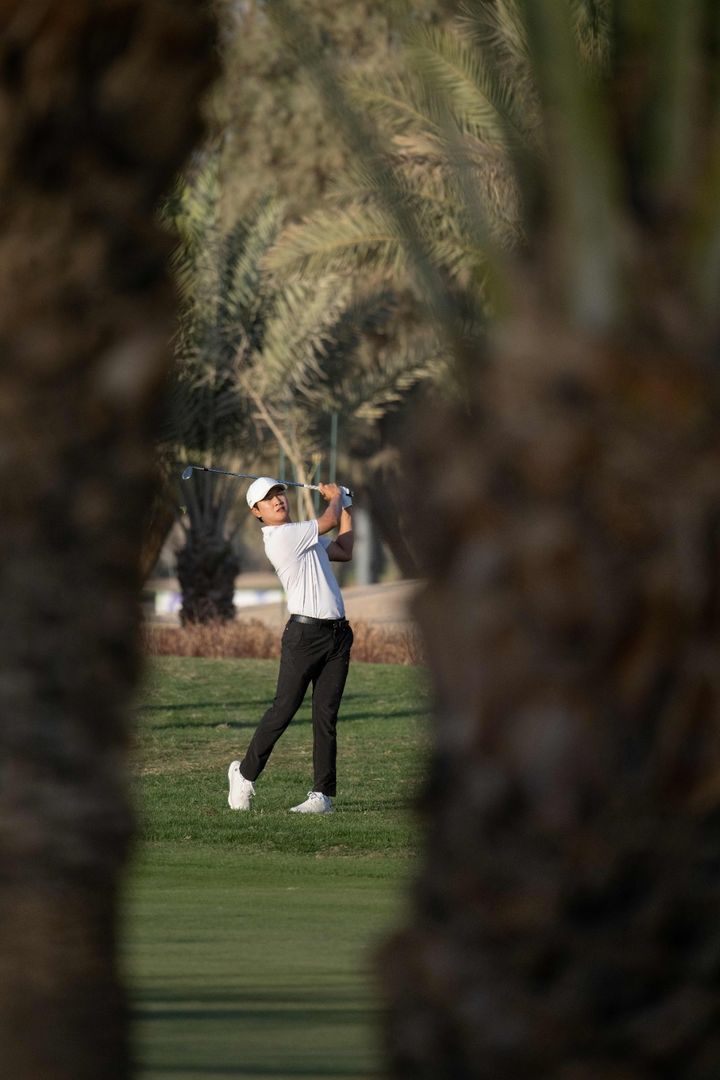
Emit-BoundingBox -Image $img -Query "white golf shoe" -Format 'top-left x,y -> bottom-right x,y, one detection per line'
227,761 -> 255,810
289,791 -> 334,814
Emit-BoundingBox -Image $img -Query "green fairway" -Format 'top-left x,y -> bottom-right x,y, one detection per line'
124,656 -> 428,1078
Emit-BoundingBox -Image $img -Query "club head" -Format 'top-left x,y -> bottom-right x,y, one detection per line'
181,466 -> 194,481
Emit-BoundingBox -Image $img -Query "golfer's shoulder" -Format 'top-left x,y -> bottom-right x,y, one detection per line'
263,520 -> 317,554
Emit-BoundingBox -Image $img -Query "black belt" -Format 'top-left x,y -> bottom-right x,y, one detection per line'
290,614 -> 348,628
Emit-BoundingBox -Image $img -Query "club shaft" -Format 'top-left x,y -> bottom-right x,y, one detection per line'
184,465 -> 352,497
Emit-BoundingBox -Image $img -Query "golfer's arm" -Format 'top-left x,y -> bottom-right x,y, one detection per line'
327,508 -> 353,562
317,494 -> 342,535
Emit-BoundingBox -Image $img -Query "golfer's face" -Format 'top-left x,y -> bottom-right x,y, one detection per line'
255,486 -> 289,524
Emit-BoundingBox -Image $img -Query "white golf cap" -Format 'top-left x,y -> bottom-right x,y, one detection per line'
246,476 -> 286,508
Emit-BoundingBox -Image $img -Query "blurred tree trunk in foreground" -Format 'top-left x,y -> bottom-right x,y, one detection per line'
378,3 -> 720,1078
0,3 -> 215,1077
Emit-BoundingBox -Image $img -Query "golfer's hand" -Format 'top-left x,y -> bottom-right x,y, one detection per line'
318,483 -> 342,502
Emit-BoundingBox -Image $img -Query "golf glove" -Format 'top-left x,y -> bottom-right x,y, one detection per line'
341,487 -> 353,508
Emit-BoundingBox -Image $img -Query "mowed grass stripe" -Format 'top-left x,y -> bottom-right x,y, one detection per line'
124,849 -> 411,1080
126,657 -> 428,1079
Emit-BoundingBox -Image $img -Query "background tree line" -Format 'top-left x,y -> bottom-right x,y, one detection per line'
164,0 -> 613,624
153,0 -> 466,621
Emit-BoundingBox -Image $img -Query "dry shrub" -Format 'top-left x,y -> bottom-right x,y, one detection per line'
144,618 -> 424,665
144,619 -> 279,660
349,620 -> 424,665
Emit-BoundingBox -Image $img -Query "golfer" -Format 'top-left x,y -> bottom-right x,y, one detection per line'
228,478 -> 354,813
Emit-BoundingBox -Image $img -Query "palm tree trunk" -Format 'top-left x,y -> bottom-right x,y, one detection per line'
377,6 -> 720,1077
382,326 -> 720,1079
0,3 -> 215,1077
361,473 -> 420,578
177,530 -> 241,624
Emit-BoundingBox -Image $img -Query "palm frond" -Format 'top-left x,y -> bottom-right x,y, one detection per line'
264,203 -> 410,281
251,276 -> 355,395
406,24 -> 526,146
330,337 -> 450,421
219,197 -> 288,347
165,152 -> 222,260
161,170 -> 290,464
349,71 -> 441,137
460,1 -> 527,56
279,286 -> 402,411
458,0 -> 534,114
268,125 -> 521,295
266,0 -> 485,364
161,365 -> 252,454
569,0 -> 612,70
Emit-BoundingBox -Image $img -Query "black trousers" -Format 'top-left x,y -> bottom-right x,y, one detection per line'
240,618 -> 353,797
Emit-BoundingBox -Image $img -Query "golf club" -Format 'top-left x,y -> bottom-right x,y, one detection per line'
181,464 -> 353,498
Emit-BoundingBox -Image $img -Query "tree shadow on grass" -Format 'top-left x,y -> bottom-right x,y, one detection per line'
138,695 -> 423,732
137,701 -> 271,714
132,989 -> 378,1077
136,1005 -> 372,1024
145,711 -> 422,731
137,692 -> 365,713
133,987 -> 379,1020
142,1068 -> 373,1077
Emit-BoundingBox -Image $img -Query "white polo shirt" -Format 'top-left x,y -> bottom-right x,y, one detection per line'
261,520 -> 345,620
